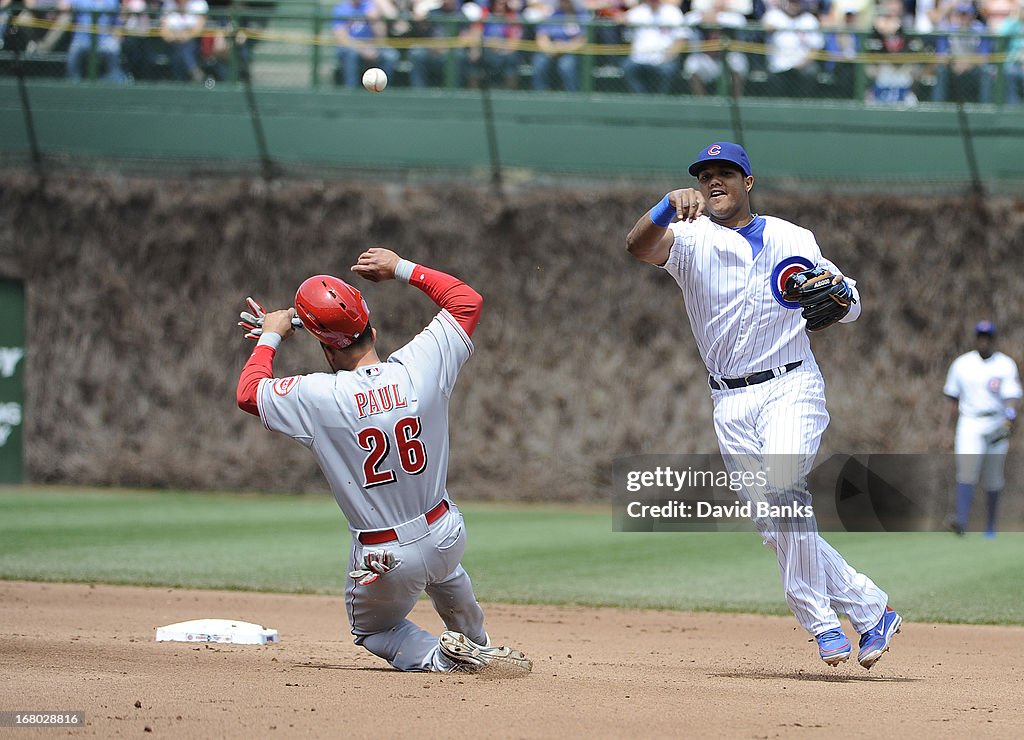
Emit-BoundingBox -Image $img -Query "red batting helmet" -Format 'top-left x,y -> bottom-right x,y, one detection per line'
294,275 -> 370,349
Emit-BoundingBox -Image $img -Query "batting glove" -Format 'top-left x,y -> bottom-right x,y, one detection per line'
349,550 -> 401,586
239,296 -> 302,340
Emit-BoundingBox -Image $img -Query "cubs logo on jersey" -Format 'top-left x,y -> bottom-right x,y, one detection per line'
988,377 -> 1002,395
771,256 -> 815,309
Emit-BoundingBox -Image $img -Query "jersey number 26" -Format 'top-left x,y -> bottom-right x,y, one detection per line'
357,416 -> 428,488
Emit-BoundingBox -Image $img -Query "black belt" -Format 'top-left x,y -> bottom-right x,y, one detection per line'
709,361 -> 803,390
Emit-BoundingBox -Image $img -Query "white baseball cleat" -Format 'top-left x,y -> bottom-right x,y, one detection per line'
439,631 -> 533,674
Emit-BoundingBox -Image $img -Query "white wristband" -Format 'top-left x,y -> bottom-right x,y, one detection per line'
257,332 -> 282,350
394,259 -> 417,284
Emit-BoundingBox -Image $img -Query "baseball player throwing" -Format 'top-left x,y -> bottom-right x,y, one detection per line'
235,247 -> 531,674
942,320 -> 1021,537
625,142 -> 901,669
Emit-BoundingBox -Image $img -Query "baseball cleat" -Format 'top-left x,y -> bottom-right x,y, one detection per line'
945,517 -> 966,536
858,606 -> 902,670
439,631 -> 533,674
815,628 -> 851,666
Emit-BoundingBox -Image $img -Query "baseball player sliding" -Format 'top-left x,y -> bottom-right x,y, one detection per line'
235,247 -> 531,675
942,320 -> 1021,537
625,142 -> 901,669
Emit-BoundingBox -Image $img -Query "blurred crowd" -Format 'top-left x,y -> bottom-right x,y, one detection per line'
0,0 -> 270,83
2,0 -> 1024,103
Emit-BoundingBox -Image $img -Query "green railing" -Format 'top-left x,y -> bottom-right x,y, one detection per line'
2,5 -> 1022,104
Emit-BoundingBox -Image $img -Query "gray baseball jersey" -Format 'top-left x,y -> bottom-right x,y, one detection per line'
256,310 -> 472,531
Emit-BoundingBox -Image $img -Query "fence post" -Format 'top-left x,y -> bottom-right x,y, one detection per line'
993,34 -> 1006,105
580,20 -> 594,94
87,10 -> 99,80
312,7 -> 323,88
717,34 -> 731,98
477,35 -> 504,198
444,18 -> 458,90
7,39 -> 44,176
228,8 -> 240,83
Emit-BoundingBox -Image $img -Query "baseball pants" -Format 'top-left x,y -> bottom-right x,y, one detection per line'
711,363 -> 889,636
955,415 -> 1010,490
346,502 -> 486,671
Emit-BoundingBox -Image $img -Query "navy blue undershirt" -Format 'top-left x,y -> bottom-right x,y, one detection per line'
733,215 -> 766,260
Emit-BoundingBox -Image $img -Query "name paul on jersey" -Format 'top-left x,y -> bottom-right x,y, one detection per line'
355,384 -> 408,419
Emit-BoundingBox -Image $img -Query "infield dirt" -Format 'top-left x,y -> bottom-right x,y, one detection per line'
2,581 -> 1021,739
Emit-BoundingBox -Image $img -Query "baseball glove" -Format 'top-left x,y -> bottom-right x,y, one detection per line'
782,267 -> 856,332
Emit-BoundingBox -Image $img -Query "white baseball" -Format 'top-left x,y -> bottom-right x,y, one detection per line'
362,68 -> 388,93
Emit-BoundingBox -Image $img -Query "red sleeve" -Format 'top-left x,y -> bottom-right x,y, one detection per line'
408,265 -> 483,337
236,344 -> 277,416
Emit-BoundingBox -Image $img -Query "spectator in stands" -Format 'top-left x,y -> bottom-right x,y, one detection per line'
822,9 -> 860,98
121,0 -> 162,81
761,0 -> 824,97
11,0 -> 72,57
465,0 -> 524,89
378,0 -> 414,39
914,0 -> 942,31
408,0 -> 474,88
683,0 -> 750,96
532,0 -> 587,90
986,0 -> 1022,102
621,0 -> 690,94
584,0 -> 627,65
863,0 -> 922,103
161,0 -> 209,82
1,0 -> 11,43
62,0 -> 126,81
931,0 -> 994,101
332,0 -> 400,88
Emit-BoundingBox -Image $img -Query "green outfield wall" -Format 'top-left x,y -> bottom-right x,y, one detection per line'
0,279 -> 25,484
3,81 -> 1024,187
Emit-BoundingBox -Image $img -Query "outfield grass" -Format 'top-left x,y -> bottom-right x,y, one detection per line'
1,487 -> 1022,625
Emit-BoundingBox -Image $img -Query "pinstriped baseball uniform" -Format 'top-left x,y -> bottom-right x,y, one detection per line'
944,350 -> 1022,489
661,214 -> 889,636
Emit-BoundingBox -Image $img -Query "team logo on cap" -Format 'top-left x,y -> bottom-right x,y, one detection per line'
771,256 -> 815,309
708,145 -> 722,155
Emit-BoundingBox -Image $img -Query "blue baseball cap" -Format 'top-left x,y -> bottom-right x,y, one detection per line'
688,142 -> 753,177
975,320 -> 996,335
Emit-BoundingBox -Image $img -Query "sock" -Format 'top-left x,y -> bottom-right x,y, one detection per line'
985,490 -> 1000,534
956,482 -> 974,530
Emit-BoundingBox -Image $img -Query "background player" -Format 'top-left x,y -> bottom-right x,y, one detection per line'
942,320 -> 1021,537
625,142 -> 901,669
235,247 -> 532,674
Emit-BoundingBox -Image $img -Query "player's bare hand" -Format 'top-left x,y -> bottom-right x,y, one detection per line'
351,247 -> 401,282
262,308 -> 298,341
668,188 -> 706,222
